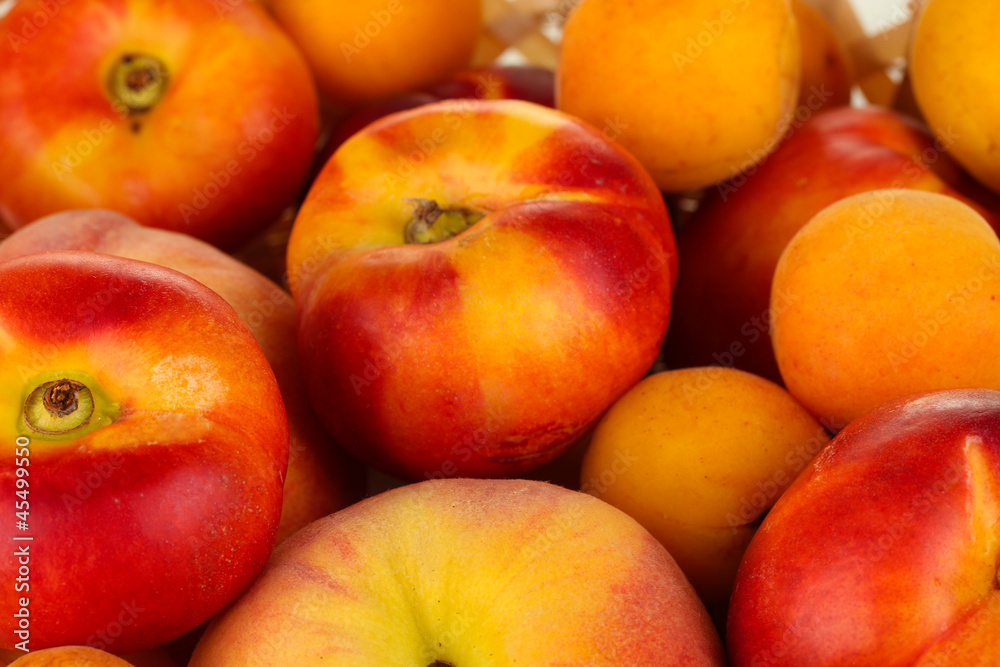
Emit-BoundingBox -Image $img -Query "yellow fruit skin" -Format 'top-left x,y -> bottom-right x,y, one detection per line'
557,0 -> 800,192
580,367 -> 828,611
270,0 -> 481,104
772,189 -> 1000,427
911,0 -> 1000,194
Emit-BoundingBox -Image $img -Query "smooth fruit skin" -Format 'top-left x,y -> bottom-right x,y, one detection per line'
0,209 -> 365,544
7,646 -> 136,666
269,0 -> 481,105
190,479 -> 726,666
287,99 -> 676,480
580,367 -> 829,614
557,0 -> 800,191
911,0 -> 1000,194
315,65 -> 555,187
771,189 -> 1000,427
0,252 -> 288,654
0,0 -> 319,249
727,388 -> 1000,666
666,107 -> 1000,384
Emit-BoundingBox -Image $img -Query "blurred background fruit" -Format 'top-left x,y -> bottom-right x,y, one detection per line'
910,0 -> 1000,195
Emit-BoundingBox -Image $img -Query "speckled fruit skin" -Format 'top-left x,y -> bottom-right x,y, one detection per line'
269,0 -> 481,105
287,98 -> 677,481
580,367 -> 829,615
771,189 -> 1000,427
0,252 -> 288,654
911,0 -> 1000,195
728,388 -> 1000,666
190,478 -> 726,666
0,0 -> 319,249
557,0 -> 800,192
667,107 -> 1000,384
0,210 -> 365,545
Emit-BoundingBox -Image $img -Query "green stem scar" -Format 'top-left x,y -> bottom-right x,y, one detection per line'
404,199 -> 485,244
23,379 -> 95,435
108,53 -> 170,115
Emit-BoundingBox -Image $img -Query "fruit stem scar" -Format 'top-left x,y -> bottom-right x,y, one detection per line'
43,379 -> 82,417
108,53 -> 170,114
23,378 -> 95,435
404,198 -> 486,244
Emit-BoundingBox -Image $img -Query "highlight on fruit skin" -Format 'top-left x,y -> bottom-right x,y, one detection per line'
286,98 -> 678,481
0,251 -> 289,655
0,208 -> 366,546
728,387 -> 1000,667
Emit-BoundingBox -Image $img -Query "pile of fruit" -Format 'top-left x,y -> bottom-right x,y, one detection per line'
1,0 -> 998,665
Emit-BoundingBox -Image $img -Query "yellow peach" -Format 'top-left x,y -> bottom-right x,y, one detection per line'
911,0 -> 1000,193
580,367 -> 828,614
269,0 -> 481,105
557,0 -> 800,191
772,189 -> 1000,427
